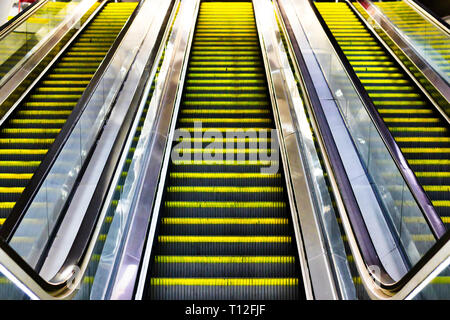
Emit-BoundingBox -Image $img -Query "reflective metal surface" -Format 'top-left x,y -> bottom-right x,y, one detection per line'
39,0 -> 173,282
282,0 -> 419,285
355,0 -> 450,121
276,0 -> 357,300
93,0 -> 199,300
8,0 -> 142,267
0,0 -> 98,120
253,0 -> 340,299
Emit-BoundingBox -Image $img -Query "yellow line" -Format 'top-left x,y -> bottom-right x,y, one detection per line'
411,234 -> 434,242
383,118 -> 439,123
408,159 -> 450,165
158,236 -> 291,243
402,148 -> 450,153
396,137 -> 450,142
0,161 -> 40,167
170,173 -> 280,179
167,186 -> 282,193
162,218 -> 288,224
179,118 -> 271,123
430,276 -> 450,284
175,137 -> 271,143
0,187 -> 24,193
181,109 -> 269,114
0,173 -> 33,179
173,148 -> 274,154
0,149 -> 47,155
432,201 -> 450,207
388,127 -> 447,132
155,256 -> 295,263
0,202 -> 15,209
165,201 -> 286,208
172,160 -> 275,166
378,109 -> 432,114
150,278 -> 298,286
423,186 -> 450,193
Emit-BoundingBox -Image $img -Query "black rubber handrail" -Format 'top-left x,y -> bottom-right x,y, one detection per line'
0,0 -> 48,40
0,0 -> 140,241
310,0 -> 446,240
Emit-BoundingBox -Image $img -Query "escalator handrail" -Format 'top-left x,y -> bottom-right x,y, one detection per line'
0,0 -> 174,300
278,0 -> 449,298
0,0 -> 48,40
52,0 -> 175,281
406,0 -> 450,35
0,0 -> 140,242
306,0 -> 446,240
276,0 -> 397,291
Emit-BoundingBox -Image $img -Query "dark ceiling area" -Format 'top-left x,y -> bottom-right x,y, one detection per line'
415,0 -> 450,17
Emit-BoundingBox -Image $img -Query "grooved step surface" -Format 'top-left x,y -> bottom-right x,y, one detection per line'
0,2 -> 137,227
144,1 -> 304,300
0,1 -> 138,298
316,0 -> 450,297
315,2 -> 450,232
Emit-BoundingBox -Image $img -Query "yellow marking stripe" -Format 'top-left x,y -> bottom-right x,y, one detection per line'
162,218 -> 287,224
173,148 -> 274,154
0,138 -> 54,144
0,149 -> 47,155
159,236 -> 291,243
155,256 -> 294,263
0,187 -> 24,193
165,201 -> 286,208
396,137 -> 450,142
0,202 -> 15,209
383,118 -> 439,123
402,148 -> 450,153
150,278 -> 298,286
172,160 -> 275,165
179,118 -> 271,123
388,127 -> 447,132
167,186 -> 282,193
378,109 -> 432,114
411,234 -> 434,241
181,109 -> 269,114
170,173 -> 280,178
176,137 -> 271,143
0,161 -> 40,167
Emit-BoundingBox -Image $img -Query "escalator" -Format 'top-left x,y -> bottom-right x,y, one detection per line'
0,1 -> 71,80
373,1 -> 450,79
314,0 -> 450,295
315,1 -> 450,239
0,1 -> 138,229
142,1 -> 305,300
0,0 -> 138,299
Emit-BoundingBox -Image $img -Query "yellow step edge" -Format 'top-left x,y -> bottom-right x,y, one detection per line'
165,201 -> 286,208
179,118 -> 271,123
158,236 -> 291,243
171,160 -> 275,166
170,173 -> 279,179
155,256 -> 295,263
162,218 -> 288,224
168,186 -> 282,193
150,278 -> 298,286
